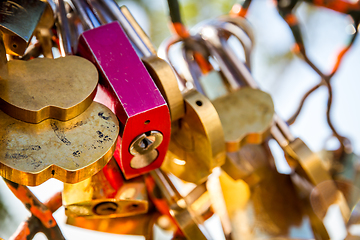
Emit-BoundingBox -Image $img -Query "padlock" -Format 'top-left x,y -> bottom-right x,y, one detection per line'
0,100 -> 119,186
212,87 -> 274,152
72,0 -> 171,179
145,169 -> 217,240
66,211 -> 159,239
63,158 -> 148,218
0,0 -> 48,56
160,89 -> 226,184
79,2 -> 185,122
90,4 -> 224,184
0,54 -> 98,123
207,143 -> 307,239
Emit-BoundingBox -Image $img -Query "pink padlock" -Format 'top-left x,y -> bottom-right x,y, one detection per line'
75,2 -> 170,179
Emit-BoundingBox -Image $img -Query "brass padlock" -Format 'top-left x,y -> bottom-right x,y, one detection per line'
0,100 -> 119,186
63,158 -> 148,218
212,87 -> 274,152
66,211 -> 158,239
162,89 -> 226,184
0,55 -> 98,123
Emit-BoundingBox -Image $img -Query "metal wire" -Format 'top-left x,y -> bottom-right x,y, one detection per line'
274,0 -> 360,153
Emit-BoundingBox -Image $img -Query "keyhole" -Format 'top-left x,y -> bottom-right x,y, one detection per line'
93,202 -> 118,215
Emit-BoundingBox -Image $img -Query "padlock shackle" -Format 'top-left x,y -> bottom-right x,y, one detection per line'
0,32 -> 7,69
157,35 -> 193,91
210,20 -> 253,69
70,0 -> 101,30
55,0 -> 73,56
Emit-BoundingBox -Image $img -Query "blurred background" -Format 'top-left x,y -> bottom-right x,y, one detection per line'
0,0 -> 359,239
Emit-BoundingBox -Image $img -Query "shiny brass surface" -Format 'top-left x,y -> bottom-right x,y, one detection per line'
161,89 -> 226,184
208,169 -> 305,239
0,55 -> 98,123
285,138 -> 351,235
35,28 -> 53,59
142,55 -> 185,122
0,0 -> 47,55
129,131 -> 163,169
149,169 -> 212,239
63,159 -> 148,219
286,139 -> 333,186
37,1 -> 55,30
212,87 -> 274,152
129,131 -> 163,156
222,144 -> 270,184
66,212 -> 158,239
34,1 -> 55,59
0,101 -> 119,186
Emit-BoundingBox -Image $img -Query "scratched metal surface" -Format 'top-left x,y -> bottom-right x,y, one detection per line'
78,21 -> 166,120
78,21 -> 171,179
0,56 -> 98,123
0,101 -> 119,186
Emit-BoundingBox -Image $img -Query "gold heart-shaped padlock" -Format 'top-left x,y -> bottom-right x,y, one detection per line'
0,101 -> 119,186
0,56 -> 98,123
212,87 -> 275,152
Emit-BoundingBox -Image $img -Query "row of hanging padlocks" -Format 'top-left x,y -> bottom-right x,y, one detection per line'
0,0 -> 358,239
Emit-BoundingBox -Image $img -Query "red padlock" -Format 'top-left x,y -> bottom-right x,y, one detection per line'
74,0 -> 171,179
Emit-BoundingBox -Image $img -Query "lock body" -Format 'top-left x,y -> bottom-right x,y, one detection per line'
0,56 -> 98,123
66,211 -> 158,239
0,101 -> 119,186
63,158 -> 148,218
77,21 -> 171,179
161,89 -> 226,184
